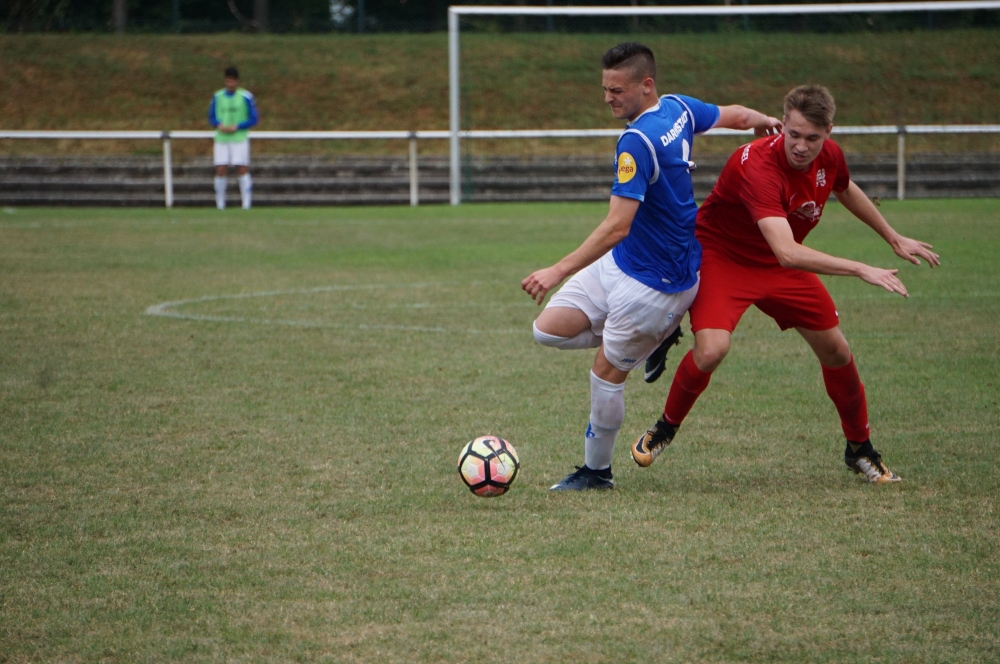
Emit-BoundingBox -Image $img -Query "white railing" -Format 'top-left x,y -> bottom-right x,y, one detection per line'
1,125 -> 999,206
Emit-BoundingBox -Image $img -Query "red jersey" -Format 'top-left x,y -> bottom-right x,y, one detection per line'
696,134 -> 850,268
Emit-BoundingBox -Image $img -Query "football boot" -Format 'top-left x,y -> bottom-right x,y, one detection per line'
549,466 -> 614,491
632,415 -> 678,467
644,326 -> 684,384
845,441 -> 901,484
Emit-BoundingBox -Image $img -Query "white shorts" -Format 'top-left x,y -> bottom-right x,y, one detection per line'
213,139 -> 250,167
546,251 -> 699,372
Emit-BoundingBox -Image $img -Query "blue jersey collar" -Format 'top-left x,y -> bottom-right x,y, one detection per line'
626,99 -> 662,127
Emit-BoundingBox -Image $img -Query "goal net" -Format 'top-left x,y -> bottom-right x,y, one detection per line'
446,1 -> 1000,204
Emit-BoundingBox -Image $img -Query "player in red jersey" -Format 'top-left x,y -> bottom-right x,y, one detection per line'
632,85 -> 940,483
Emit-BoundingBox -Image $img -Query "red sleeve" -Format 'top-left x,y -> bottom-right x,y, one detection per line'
741,159 -> 788,222
830,141 -> 850,193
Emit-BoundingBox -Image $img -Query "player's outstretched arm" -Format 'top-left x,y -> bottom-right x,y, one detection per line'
716,105 -> 782,137
521,196 -> 640,305
834,181 -> 940,268
757,216 -> 910,297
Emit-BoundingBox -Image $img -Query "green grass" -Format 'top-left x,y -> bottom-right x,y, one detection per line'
2,30 -> 1000,156
1,200 -> 998,661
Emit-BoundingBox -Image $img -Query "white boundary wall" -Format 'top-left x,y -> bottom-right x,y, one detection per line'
447,1 -> 1000,204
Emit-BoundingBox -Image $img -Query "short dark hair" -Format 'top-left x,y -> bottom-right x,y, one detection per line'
783,85 -> 836,127
601,42 -> 656,84
224,66 -> 239,79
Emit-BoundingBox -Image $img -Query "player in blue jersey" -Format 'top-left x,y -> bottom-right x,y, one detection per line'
522,42 -> 781,491
208,66 -> 259,210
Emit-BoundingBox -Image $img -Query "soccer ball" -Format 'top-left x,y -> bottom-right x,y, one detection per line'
457,436 -> 520,497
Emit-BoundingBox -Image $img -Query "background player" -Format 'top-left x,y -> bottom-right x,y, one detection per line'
209,66 -> 259,210
522,42 -> 781,491
634,84 -> 940,483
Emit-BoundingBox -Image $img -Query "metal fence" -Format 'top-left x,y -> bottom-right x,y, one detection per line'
1,124 -> 999,207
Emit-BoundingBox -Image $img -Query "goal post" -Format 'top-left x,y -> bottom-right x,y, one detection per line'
447,0 -> 1000,205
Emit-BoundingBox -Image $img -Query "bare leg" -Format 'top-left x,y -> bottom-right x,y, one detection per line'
534,306 -> 592,338
690,328 -> 732,373
796,325 -> 852,368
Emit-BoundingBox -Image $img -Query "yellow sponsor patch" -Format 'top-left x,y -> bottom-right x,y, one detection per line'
617,152 -> 637,184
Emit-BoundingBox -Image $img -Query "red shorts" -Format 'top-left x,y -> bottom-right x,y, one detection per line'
690,248 -> 840,333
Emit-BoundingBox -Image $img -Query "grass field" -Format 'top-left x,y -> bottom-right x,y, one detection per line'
2,29 -> 1000,157
1,200 -> 998,661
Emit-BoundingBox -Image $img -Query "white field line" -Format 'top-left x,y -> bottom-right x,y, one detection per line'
144,282 -> 529,334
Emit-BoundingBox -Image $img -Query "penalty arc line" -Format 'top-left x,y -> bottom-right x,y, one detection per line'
144,281 -> 529,335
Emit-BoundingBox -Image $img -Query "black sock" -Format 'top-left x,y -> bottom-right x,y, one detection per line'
847,439 -> 872,455
584,465 -> 613,479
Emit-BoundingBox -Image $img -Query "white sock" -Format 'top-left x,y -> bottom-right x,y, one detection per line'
214,176 -> 227,209
532,321 -> 601,350
238,173 -> 252,209
584,371 -> 626,471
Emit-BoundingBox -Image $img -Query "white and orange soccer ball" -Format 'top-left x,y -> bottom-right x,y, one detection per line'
457,436 -> 520,497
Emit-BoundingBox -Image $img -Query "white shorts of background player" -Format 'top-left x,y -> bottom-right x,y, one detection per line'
542,250 -> 698,373
213,139 -> 250,167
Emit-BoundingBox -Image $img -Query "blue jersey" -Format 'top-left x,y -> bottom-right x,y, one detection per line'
610,94 -> 720,293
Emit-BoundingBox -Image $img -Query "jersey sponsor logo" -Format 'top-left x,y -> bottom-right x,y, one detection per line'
791,200 -> 823,223
659,110 -> 689,147
816,168 -> 827,187
617,152 -> 637,183
741,143 -> 752,164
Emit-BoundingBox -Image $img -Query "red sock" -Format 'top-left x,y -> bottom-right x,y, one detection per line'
663,350 -> 713,426
821,356 -> 871,443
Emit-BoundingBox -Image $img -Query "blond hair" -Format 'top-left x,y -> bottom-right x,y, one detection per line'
783,85 -> 836,127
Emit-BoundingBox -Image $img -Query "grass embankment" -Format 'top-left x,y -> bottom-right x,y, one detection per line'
1,201 -> 998,660
2,30 -> 999,156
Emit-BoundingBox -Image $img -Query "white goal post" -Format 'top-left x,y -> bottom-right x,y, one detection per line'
447,1 -> 1000,205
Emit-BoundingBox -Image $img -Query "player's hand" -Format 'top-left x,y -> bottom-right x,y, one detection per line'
522,266 -> 565,305
754,116 -> 783,137
891,236 -> 940,268
220,125 -> 236,134
858,265 -> 908,298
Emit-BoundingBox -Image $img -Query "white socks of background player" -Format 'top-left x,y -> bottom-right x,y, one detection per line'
532,321 -> 601,350
214,174 -> 252,209
214,176 -> 227,210
238,173 -> 252,209
585,371 -> 625,471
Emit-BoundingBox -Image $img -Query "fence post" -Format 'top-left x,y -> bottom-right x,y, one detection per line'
896,126 -> 906,201
448,8 -> 461,206
162,131 -> 174,208
408,133 -> 419,207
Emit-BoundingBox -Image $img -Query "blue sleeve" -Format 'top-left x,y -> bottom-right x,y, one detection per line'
674,94 -> 720,135
237,94 -> 259,130
610,132 -> 654,202
208,96 -> 219,128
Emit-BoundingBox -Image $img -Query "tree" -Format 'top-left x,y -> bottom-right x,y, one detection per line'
254,0 -> 267,31
112,0 -> 125,33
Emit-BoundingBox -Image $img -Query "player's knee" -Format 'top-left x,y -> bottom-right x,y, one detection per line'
693,341 -> 729,372
533,321 -> 568,348
822,342 -> 852,368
